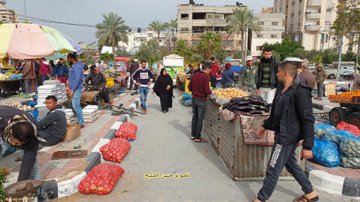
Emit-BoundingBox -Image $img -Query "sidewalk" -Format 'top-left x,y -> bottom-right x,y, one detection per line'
54,90 -> 354,202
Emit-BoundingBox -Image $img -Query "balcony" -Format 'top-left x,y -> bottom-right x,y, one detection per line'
306,12 -> 321,19
305,24 -> 321,31
308,0 -> 321,7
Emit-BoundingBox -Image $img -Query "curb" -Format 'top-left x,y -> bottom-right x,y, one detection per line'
305,161 -> 360,198
36,97 -> 139,201
312,102 -> 334,112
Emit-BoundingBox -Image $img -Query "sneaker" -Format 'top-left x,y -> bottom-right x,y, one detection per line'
80,125 -> 85,129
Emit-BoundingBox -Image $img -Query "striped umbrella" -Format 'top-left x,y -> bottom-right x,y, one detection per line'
0,23 -> 80,59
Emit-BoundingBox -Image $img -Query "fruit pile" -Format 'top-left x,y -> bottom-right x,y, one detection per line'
212,88 -> 250,99
222,95 -> 270,115
177,72 -> 189,82
328,91 -> 360,103
100,138 -> 131,163
78,164 -> 124,195
115,122 -> 137,140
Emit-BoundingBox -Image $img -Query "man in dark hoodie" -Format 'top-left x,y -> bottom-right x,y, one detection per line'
37,95 -> 67,146
253,61 -> 318,202
256,48 -> 278,104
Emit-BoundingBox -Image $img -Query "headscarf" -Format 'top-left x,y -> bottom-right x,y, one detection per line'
3,114 -> 38,148
225,63 -> 231,70
154,68 -> 173,96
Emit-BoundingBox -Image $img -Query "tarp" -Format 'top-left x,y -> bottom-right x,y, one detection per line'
163,54 -> 184,67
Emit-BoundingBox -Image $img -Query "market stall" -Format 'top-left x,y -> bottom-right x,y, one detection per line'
163,54 -> 185,86
204,88 -> 304,180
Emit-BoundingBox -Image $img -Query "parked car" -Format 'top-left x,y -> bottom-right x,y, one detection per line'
326,66 -> 355,80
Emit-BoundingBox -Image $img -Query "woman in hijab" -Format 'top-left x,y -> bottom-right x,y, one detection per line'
153,68 -> 173,113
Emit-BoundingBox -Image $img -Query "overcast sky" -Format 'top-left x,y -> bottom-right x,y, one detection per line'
6,0 -> 272,43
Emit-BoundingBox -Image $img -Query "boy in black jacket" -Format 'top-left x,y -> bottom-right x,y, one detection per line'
253,61 -> 319,202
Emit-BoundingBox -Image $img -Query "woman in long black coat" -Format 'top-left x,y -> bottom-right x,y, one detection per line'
153,68 -> 173,113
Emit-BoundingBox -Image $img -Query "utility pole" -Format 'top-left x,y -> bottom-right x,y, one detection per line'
336,35 -> 343,80
24,0 -> 27,21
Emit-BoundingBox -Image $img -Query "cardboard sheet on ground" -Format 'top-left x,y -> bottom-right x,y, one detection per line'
51,150 -> 88,160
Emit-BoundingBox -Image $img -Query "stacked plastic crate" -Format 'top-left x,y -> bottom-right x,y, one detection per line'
83,105 -> 100,123
37,80 -> 67,107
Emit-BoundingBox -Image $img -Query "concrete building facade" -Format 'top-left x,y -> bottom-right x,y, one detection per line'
251,8 -> 285,57
0,0 -> 17,23
273,0 -> 357,54
119,28 -> 172,54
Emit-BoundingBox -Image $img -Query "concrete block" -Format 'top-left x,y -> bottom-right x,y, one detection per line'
111,121 -> 123,130
38,180 -> 58,202
309,170 -> 344,195
57,179 -> 74,198
91,138 -> 110,153
118,115 -> 128,122
85,152 -> 101,173
103,129 -> 117,139
342,178 -> 360,197
72,172 -> 87,192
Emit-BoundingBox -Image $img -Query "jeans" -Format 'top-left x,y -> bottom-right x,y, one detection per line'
257,142 -> 313,201
191,98 -> 206,139
24,79 -> 35,93
72,89 -> 84,126
317,83 -> 324,98
139,87 -> 149,110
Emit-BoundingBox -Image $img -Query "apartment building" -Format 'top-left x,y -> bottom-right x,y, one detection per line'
177,1 -> 244,51
252,7 -> 285,57
0,0 -> 17,23
273,0 -> 357,53
118,28 -> 171,54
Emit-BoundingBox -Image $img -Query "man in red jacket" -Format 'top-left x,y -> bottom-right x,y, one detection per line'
209,57 -> 220,88
188,62 -> 212,143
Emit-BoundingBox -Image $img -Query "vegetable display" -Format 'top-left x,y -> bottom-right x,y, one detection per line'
328,90 -> 360,103
336,121 -> 360,137
115,122 -> 138,140
339,138 -> 360,157
341,156 -> 360,169
100,138 -> 131,163
222,95 -> 270,115
78,164 -> 124,195
212,88 -> 250,99
312,138 -> 340,167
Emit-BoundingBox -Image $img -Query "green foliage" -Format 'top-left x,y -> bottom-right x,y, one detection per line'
135,39 -> 164,66
115,47 -> 132,57
196,32 -> 222,60
263,37 -> 304,60
100,52 -> 114,63
148,20 -> 168,42
214,48 -> 228,63
0,168 -> 8,201
343,51 -> 357,62
96,12 -> 129,55
311,54 -> 323,65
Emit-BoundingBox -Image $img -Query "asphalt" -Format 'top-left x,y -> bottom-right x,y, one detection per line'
54,89 -> 355,202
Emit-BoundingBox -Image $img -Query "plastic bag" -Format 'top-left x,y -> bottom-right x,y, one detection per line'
323,130 -> 355,144
339,137 -> 360,157
341,156 -> 360,169
314,124 -> 336,138
78,164 -> 124,195
336,121 -> 360,137
115,122 -> 137,140
100,138 -> 131,163
312,138 -> 340,167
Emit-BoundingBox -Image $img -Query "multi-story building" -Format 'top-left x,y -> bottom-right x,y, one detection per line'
118,28 -> 171,54
177,1 -> 285,57
251,7 -> 285,57
0,0 -> 17,23
177,1 -> 245,51
273,0 -> 357,53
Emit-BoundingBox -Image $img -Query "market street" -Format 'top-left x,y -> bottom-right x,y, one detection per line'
54,89 -> 352,202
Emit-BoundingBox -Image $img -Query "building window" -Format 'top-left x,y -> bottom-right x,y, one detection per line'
181,14 -> 189,19
180,28 -> 189,32
258,21 -> 264,25
207,14 -> 213,19
215,15 -> 220,19
148,33 -> 153,37
192,12 -> 206,19
271,34 -> 278,38
257,34 -> 263,38
272,22 -> 278,26
256,46 -> 263,51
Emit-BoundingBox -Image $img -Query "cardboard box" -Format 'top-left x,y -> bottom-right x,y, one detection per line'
63,123 -> 81,142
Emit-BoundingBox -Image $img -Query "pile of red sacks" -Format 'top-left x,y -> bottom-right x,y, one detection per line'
336,121 -> 360,137
78,164 -> 124,195
115,122 -> 138,140
100,138 -> 131,163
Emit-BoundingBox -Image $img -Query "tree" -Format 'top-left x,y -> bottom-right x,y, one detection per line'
263,37 -> 304,60
214,48 -> 228,63
115,47 -> 132,57
96,12 -> 129,56
197,32 -> 222,60
166,19 -> 177,50
227,7 -> 262,62
135,39 -> 164,66
149,20 -> 167,43
99,52 -> 114,64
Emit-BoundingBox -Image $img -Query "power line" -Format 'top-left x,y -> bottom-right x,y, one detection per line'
17,14 -> 96,28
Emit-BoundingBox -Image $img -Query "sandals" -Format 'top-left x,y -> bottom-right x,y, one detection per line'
194,138 -> 208,143
293,195 -> 319,202
190,137 -> 195,140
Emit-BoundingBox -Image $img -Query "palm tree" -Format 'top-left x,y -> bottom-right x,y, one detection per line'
227,7 -> 261,62
149,20 -> 167,43
96,12 -> 129,55
197,32 -> 222,60
167,19 -> 177,48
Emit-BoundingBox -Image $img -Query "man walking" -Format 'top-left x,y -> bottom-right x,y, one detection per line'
314,64 -> 327,100
52,58 -> 69,84
131,60 -> 153,113
241,56 -> 257,93
253,61 -> 318,202
129,59 -> 140,90
188,62 -> 212,143
67,53 -> 85,128
37,96 -> 67,146
256,48 -> 278,104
